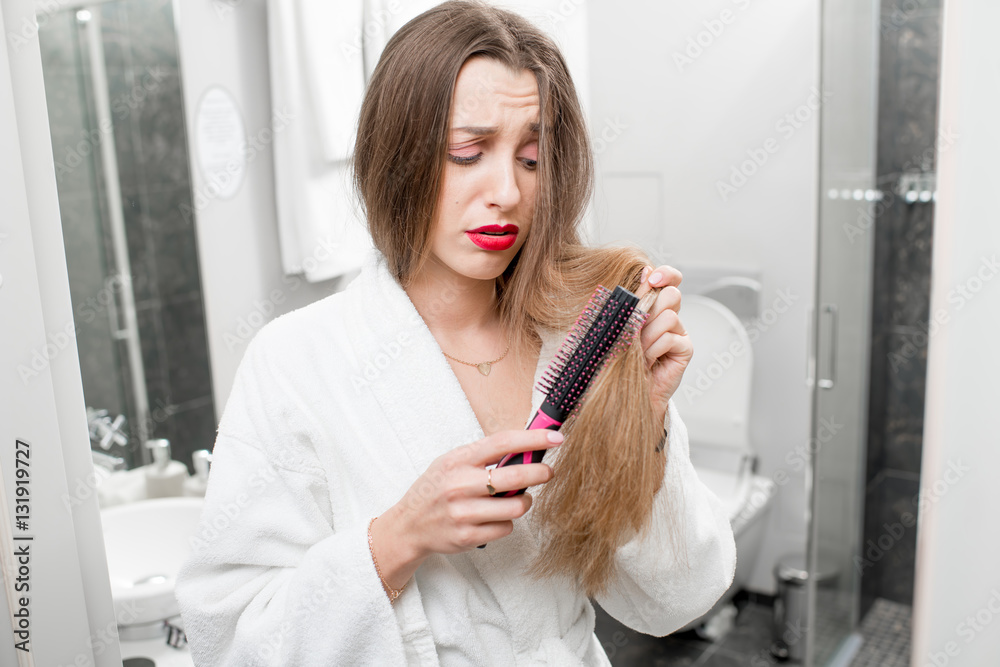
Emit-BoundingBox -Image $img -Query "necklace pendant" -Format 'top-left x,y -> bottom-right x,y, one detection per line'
477,362 -> 492,376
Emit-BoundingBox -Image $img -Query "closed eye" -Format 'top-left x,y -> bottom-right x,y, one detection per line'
448,152 -> 482,165
446,153 -> 538,170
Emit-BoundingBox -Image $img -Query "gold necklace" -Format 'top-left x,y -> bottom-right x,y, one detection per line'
442,334 -> 511,376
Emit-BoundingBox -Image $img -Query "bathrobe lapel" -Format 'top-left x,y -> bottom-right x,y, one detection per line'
344,250 -> 560,478
344,250 -> 488,475
343,250 -> 567,657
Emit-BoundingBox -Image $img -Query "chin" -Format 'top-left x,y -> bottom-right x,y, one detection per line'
464,263 -> 508,282
455,253 -> 514,282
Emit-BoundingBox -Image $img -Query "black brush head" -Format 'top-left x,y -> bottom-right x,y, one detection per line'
538,285 -> 646,422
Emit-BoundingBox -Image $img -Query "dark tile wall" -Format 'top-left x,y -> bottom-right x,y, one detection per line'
861,0 -> 942,617
39,0 -> 215,474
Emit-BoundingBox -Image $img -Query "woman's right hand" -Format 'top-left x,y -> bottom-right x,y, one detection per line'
369,429 -> 562,592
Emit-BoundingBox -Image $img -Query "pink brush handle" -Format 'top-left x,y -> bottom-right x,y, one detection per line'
493,409 -> 563,497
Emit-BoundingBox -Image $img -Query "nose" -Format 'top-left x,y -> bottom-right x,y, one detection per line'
485,154 -> 523,210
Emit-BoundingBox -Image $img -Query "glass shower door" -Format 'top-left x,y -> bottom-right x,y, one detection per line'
39,6 -> 151,465
807,0 -> 881,663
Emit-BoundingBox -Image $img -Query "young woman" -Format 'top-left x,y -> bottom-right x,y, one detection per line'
175,2 -> 736,665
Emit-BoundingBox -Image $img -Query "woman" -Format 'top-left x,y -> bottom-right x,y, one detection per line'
175,2 -> 736,665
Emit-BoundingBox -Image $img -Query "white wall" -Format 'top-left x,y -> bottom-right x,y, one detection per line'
588,0 -> 820,593
911,1 -> 1000,664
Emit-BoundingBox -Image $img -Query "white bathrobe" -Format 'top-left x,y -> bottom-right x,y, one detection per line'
175,248 -> 737,666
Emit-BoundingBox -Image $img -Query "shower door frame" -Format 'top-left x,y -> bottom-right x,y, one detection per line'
806,0 -> 882,663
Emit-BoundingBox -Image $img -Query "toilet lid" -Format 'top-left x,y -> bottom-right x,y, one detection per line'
673,295 -> 754,452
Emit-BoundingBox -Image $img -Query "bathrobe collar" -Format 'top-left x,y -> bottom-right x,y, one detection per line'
343,248 -> 557,474
340,249 -> 571,657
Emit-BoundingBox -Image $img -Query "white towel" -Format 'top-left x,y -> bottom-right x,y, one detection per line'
298,0 -> 366,163
267,0 -> 374,283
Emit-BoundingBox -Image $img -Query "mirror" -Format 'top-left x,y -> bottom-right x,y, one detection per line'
38,0 -> 214,474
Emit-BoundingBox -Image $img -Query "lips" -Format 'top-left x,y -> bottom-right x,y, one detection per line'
465,224 -> 519,251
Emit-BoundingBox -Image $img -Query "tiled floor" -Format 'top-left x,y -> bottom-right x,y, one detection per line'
851,599 -> 912,667
593,594 -> 777,666
592,593 -> 912,666
813,588 -> 856,664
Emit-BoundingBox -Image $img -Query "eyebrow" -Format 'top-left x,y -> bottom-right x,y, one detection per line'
452,122 -> 540,136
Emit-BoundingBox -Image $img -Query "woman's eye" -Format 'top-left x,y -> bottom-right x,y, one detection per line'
445,152 -> 538,169
448,152 -> 482,165
521,141 -> 538,170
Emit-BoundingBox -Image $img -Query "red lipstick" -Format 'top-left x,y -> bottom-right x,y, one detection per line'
465,224 -> 519,251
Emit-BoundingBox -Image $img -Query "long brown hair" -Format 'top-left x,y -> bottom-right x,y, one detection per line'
352,0 -> 682,597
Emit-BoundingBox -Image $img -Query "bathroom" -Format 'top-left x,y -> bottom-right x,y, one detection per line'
0,0 -> 996,665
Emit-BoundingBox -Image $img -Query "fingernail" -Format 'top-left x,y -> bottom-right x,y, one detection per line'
649,271 -> 663,285
547,431 -> 564,443
640,267 -> 651,283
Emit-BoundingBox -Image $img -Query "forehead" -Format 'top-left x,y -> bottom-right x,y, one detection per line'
450,57 -> 540,127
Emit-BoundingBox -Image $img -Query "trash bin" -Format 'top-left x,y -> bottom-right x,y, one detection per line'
771,554 -> 838,662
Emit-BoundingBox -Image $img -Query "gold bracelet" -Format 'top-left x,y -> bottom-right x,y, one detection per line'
367,516 -> 405,603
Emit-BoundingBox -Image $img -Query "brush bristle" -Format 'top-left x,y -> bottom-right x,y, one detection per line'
562,308 -> 648,420
537,285 -> 642,415
536,285 -> 612,395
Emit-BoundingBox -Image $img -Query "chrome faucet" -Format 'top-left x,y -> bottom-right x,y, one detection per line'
87,407 -> 129,450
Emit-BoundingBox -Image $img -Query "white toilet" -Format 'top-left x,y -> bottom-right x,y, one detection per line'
672,294 -> 777,632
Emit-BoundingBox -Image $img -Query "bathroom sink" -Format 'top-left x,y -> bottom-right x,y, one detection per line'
100,497 -> 204,629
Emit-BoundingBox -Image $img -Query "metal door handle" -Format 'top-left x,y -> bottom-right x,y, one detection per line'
106,274 -> 129,341
818,303 -> 838,390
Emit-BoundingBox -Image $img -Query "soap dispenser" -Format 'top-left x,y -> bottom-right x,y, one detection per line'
183,450 -> 212,497
144,439 -> 189,498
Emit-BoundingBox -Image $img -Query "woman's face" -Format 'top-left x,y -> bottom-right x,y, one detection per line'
425,56 -> 540,282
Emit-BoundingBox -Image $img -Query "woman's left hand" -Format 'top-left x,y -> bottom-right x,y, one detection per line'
635,264 -> 693,425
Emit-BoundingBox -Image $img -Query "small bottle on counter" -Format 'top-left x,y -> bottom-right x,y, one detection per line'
144,439 -> 189,498
183,449 -> 212,497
